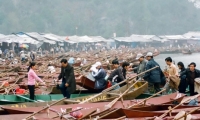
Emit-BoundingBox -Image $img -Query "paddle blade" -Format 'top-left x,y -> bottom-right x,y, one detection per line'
174,111 -> 192,120
180,94 -> 200,104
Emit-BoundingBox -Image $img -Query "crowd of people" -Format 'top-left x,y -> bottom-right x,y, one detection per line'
25,51 -> 200,100
89,52 -> 200,97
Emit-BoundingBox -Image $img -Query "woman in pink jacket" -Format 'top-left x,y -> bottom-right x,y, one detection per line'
28,62 -> 45,100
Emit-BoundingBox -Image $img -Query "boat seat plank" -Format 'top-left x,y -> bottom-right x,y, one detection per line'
64,99 -> 80,103
107,93 -> 120,96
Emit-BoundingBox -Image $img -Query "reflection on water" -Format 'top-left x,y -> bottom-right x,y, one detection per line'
154,53 -> 200,70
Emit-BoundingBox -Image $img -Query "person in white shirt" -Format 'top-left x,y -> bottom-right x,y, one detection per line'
50,48 -> 54,55
12,59 -> 18,64
90,64 -> 98,73
20,52 -> 25,61
47,64 -> 56,73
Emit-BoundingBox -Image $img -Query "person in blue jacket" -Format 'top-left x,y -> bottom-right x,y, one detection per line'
91,62 -> 107,92
143,52 -> 163,93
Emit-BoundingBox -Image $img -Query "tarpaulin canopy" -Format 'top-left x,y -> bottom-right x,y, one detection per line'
15,32 -> 40,44
26,32 -> 56,44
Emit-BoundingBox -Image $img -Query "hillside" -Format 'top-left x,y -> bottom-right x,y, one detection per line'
0,0 -> 200,38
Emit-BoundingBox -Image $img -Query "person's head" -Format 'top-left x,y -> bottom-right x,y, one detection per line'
165,57 -> 172,66
189,62 -> 196,71
29,62 -> 36,70
60,59 -> 68,67
177,62 -> 185,70
145,52 -> 153,61
122,62 -> 130,71
112,59 -> 119,68
136,53 -> 144,62
95,62 -> 102,69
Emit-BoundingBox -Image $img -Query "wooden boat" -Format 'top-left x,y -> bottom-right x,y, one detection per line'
0,93 -> 93,105
130,104 -> 196,111
0,80 -> 147,105
65,80 -> 148,103
99,108 -> 200,119
76,71 -> 137,91
0,93 -> 151,110
1,113 -> 200,120
0,75 -> 25,94
182,50 -> 192,54
160,49 -> 180,54
0,93 -> 185,114
76,75 -> 96,91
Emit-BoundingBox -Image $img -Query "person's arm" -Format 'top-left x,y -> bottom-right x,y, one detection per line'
180,69 -> 187,77
93,69 -> 103,79
129,67 -> 138,71
92,70 -> 98,77
143,63 -> 151,80
107,71 -> 115,81
173,67 -> 179,76
31,70 -> 45,84
118,68 -> 125,81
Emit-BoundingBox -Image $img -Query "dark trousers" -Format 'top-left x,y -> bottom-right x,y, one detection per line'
28,85 -> 35,100
60,83 -> 70,98
189,84 -> 198,96
178,77 -> 188,93
148,82 -> 161,93
96,89 -> 104,93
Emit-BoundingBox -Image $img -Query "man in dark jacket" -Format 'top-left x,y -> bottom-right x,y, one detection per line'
91,62 -> 107,92
143,52 -> 162,93
57,59 -> 76,98
177,62 -> 187,93
181,62 -> 200,96
107,60 -> 125,90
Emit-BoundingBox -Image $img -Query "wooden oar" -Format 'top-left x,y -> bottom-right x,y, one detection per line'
91,81 -> 140,119
95,108 -> 120,120
79,66 -> 159,104
174,106 -> 200,120
128,88 -> 166,108
116,116 -> 126,120
157,94 -> 200,119
0,75 -> 20,95
105,81 -> 139,109
23,97 -> 66,120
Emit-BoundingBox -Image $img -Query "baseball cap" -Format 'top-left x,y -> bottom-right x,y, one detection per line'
94,62 -> 101,66
145,52 -> 153,57
136,53 -> 144,60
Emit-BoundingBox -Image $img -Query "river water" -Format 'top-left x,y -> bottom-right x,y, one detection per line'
154,53 -> 200,70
